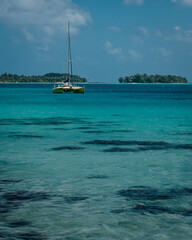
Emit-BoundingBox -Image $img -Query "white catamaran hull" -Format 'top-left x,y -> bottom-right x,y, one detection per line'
53,85 -> 84,94
52,87 -> 64,93
63,86 -> 85,93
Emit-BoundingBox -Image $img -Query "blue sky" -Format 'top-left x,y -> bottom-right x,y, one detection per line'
0,0 -> 192,82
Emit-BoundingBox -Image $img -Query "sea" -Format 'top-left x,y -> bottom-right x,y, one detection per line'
0,83 -> 192,240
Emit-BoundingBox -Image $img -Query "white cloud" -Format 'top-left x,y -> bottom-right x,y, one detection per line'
0,0 -> 91,41
139,27 -> 149,36
131,35 -> 144,45
174,26 -> 181,31
156,47 -> 172,57
106,41 -> 122,55
157,28 -> 192,43
154,30 -> 163,37
36,45 -> 49,52
174,30 -> 192,42
129,49 -> 142,60
21,28 -> 35,42
150,26 -> 192,43
171,0 -> 192,7
108,26 -> 121,32
182,0 -> 192,6
123,0 -> 144,5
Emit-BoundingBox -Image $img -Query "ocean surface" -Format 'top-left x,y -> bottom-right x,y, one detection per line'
0,83 -> 192,240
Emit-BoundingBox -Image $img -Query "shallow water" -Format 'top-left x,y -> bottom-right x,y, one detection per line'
0,83 -> 192,239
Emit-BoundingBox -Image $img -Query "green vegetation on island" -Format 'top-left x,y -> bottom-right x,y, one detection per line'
119,74 -> 187,83
0,72 -> 87,83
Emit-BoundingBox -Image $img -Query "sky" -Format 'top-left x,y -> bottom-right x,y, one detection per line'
0,0 -> 192,83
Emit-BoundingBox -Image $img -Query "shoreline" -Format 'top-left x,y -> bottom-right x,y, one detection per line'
1,82 -> 192,85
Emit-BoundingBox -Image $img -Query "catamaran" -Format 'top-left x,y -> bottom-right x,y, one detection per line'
53,22 -> 85,94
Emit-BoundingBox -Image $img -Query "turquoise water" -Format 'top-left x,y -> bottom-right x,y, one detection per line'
0,83 -> 192,240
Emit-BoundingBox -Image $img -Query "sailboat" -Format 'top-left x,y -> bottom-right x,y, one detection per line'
53,22 -> 85,94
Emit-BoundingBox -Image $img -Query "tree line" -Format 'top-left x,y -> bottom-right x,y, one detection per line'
0,72 -> 87,83
119,74 -> 187,83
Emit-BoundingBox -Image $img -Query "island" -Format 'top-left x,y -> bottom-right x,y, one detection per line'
119,74 -> 187,83
0,72 -> 87,83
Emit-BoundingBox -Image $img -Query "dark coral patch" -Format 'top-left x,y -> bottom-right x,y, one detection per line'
83,139 -> 192,151
76,127 -> 92,130
118,186 -> 170,200
11,134 -> 43,138
174,144 -> 192,150
0,179 -> 22,184
2,191 -> 50,202
51,146 -> 85,151
17,231 -> 47,240
83,140 -> 171,146
138,145 -> 170,151
168,187 -> 192,197
111,209 -> 126,214
0,118 -> 25,125
132,204 -> 171,215
118,186 -> 192,201
86,174 -> 109,179
0,117 -> 90,127
7,220 -> 31,228
131,204 -> 192,216
111,204 -> 192,216
0,204 -> 10,213
0,230 -> 47,240
64,196 -> 89,204
0,200 -> 22,213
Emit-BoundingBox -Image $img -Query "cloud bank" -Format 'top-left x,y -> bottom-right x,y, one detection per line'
171,0 -> 192,7
106,41 -> 122,55
139,25 -> 192,43
129,49 -> 142,60
0,0 -> 91,41
123,0 -> 192,7
107,26 -> 121,32
123,0 -> 144,5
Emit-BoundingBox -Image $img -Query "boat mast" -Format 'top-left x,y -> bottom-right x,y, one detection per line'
68,21 -> 72,86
